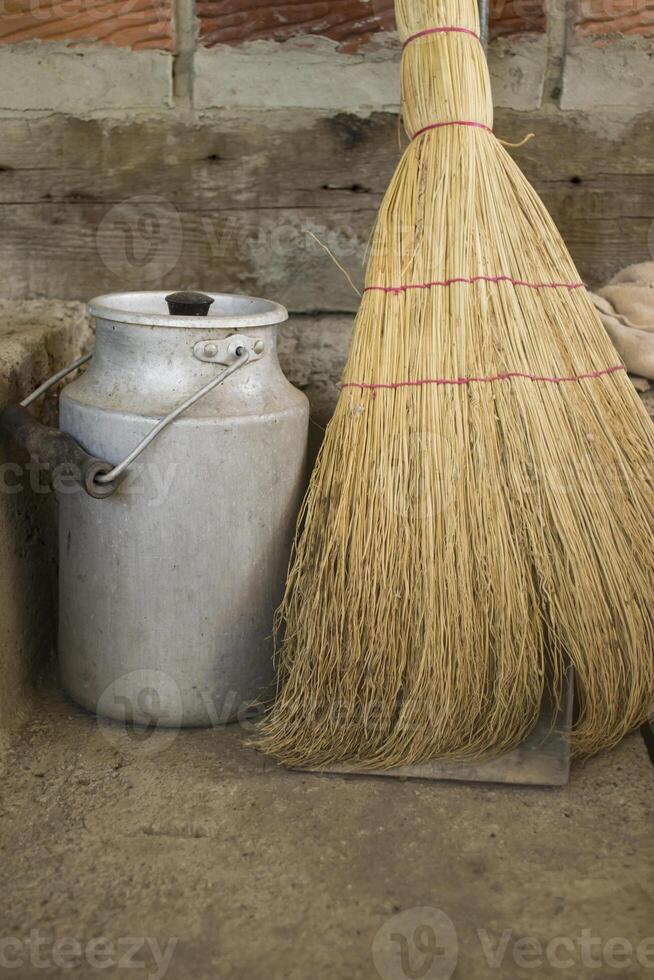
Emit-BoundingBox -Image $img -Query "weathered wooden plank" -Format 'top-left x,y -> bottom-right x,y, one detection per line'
2,110 -> 651,185
0,111 -> 651,199
0,202 -> 374,310
0,114 -> 395,209
0,108 -> 651,308
2,159 -> 650,231
4,109 -> 653,173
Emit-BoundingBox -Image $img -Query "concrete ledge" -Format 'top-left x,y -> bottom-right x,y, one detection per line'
489,35 -> 547,111
194,34 -> 547,113
0,299 -> 92,756
561,39 -> 654,110
0,43 -> 173,115
194,36 -> 401,113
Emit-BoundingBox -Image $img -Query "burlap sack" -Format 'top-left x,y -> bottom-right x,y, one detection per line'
589,261 -> 654,390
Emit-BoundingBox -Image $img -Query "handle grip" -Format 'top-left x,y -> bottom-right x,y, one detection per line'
0,404 -> 117,499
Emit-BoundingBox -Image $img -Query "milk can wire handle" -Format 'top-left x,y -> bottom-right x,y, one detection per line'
20,352 -> 95,409
95,346 -> 251,485
5,346 -> 251,496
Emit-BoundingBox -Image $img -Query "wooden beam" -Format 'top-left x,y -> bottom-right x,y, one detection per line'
0,108 -> 651,307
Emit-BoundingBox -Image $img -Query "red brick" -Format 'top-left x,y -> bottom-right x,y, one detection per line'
490,0 -> 546,36
0,0 -> 174,50
197,0 -> 395,51
198,0 -> 545,49
575,0 -> 654,37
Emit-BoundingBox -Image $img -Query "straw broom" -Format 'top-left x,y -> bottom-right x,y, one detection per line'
255,0 -> 654,768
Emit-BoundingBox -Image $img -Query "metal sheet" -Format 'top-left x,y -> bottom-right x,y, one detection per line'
302,669 -> 574,786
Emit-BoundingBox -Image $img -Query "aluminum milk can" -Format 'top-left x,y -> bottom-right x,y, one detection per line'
4,291 -> 309,727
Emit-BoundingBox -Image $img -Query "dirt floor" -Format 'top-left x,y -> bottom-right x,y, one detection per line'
0,686 -> 652,980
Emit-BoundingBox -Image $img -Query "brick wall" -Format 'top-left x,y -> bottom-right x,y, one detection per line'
197,0 -> 396,50
0,0 -> 174,49
197,0 -> 545,49
2,0 -> 653,53
0,0 -> 549,54
575,0 -> 654,37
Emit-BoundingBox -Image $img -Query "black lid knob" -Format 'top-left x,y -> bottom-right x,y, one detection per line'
165,291 -> 214,316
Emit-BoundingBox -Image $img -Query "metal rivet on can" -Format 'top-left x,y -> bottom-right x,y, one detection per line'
203,342 -> 219,358
253,340 -> 265,354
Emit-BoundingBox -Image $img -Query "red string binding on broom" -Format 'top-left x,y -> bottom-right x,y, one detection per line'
364,276 -> 586,293
411,120 -> 492,140
341,365 -> 625,391
403,26 -> 481,47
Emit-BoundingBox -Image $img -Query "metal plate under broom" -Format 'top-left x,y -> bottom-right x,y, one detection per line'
301,669 -> 574,787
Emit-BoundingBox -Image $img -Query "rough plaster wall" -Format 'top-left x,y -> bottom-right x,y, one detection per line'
0,301 -> 92,756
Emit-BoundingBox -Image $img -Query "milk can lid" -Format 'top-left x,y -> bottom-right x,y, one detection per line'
165,291 -> 215,316
88,291 -> 288,330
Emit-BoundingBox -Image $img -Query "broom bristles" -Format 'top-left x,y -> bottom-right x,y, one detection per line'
254,0 -> 654,769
